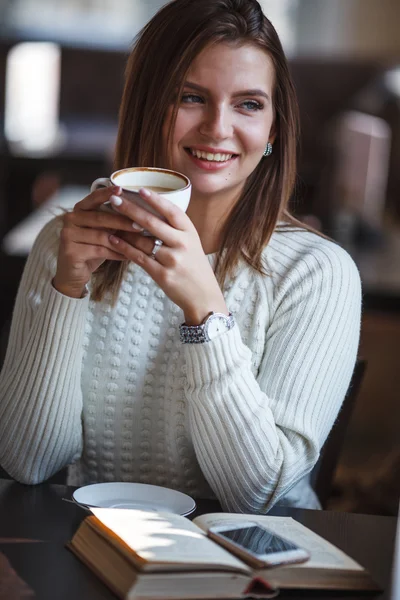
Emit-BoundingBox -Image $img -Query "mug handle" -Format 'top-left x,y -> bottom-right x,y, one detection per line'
90,177 -> 112,193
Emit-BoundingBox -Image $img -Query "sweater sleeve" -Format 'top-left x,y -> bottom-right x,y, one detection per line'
183,240 -> 362,513
0,218 -> 88,484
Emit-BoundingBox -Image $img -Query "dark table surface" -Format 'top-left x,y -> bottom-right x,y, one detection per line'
0,478 -> 396,600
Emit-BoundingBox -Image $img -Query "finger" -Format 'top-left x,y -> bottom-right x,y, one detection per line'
61,224 -> 125,251
64,208 -> 138,233
96,249 -> 126,261
139,188 -> 191,231
59,228 -> 126,262
108,194 -> 182,248
74,185 -> 122,212
117,231 -> 169,264
138,188 -> 189,231
66,243 -> 126,262
109,235 -> 165,276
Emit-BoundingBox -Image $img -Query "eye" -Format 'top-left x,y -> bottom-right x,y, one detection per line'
181,93 -> 204,104
239,100 -> 264,112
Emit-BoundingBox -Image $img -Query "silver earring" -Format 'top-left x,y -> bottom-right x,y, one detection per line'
263,142 -> 273,157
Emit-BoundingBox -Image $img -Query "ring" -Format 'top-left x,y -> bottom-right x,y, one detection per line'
150,238 -> 163,260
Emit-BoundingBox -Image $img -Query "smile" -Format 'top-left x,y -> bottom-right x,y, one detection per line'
188,148 -> 236,162
184,148 -> 239,171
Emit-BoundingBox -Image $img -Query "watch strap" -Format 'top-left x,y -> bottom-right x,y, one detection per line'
179,322 -> 208,344
179,312 -> 234,344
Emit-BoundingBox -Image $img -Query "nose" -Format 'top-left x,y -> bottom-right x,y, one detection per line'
199,104 -> 233,141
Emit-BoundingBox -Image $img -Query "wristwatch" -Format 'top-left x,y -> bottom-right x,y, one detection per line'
179,311 -> 235,344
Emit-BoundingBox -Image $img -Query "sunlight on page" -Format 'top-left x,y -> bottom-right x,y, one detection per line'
90,509 -> 247,568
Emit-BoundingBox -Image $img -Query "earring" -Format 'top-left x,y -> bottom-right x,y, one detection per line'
263,142 -> 273,157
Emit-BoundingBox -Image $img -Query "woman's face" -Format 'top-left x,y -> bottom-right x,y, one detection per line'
163,41 -> 276,203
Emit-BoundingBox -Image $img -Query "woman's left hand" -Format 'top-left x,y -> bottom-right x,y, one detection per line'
108,188 -> 228,325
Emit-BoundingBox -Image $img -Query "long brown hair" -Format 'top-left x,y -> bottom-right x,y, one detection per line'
92,0 -> 302,302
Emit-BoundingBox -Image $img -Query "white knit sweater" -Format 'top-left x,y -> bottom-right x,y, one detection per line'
0,217 -> 361,512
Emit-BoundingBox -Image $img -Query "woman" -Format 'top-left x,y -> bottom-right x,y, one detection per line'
0,0 -> 361,512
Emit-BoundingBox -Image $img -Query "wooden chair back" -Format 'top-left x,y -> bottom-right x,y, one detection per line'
311,359 -> 367,508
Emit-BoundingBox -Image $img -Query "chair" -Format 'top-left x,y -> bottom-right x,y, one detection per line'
311,359 -> 367,508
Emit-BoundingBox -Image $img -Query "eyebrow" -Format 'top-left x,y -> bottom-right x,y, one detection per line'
184,81 -> 270,101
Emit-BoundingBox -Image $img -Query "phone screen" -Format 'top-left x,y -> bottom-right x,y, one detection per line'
218,526 -> 299,556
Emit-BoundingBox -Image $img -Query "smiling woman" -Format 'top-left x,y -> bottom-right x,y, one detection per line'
163,43 -> 275,227
107,0 -> 299,299
0,0 -> 361,514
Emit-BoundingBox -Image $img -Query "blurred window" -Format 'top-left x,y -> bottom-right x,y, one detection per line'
385,67 -> 400,98
5,42 -> 61,154
3,0 -> 146,49
3,0 -> 298,52
259,0 -> 299,55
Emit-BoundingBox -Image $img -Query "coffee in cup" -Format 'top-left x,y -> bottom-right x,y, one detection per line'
91,167 -> 191,228
123,186 -> 173,193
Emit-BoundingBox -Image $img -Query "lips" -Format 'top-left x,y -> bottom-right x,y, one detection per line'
188,148 -> 235,162
185,146 -> 239,165
184,147 -> 238,171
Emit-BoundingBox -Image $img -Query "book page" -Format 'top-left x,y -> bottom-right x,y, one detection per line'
193,513 -> 363,571
90,508 -> 251,574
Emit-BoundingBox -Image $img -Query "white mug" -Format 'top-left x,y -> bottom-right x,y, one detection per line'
91,167 -> 192,225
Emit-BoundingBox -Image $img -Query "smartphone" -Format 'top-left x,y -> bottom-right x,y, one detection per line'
208,521 -> 310,568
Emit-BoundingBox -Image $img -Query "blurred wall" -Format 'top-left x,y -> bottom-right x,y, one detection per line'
141,0 -> 169,21
296,0 -> 400,59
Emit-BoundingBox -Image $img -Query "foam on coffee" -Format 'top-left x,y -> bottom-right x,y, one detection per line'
123,185 -> 173,193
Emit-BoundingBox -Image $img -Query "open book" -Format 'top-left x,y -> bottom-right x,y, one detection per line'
68,509 -> 379,599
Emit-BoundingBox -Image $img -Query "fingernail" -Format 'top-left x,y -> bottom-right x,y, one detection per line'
110,195 -> 123,206
109,234 -> 120,244
112,186 -> 122,194
139,188 -> 151,198
132,222 -> 144,232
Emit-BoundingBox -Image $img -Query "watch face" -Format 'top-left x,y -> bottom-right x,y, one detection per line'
205,314 -> 230,340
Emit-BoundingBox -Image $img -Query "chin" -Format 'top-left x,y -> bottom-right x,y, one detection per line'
191,182 -> 235,198
190,174 -> 239,195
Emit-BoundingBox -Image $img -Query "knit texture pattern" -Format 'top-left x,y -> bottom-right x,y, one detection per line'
0,218 -> 362,512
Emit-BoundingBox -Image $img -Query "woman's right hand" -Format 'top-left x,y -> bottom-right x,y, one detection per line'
53,185 -> 137,298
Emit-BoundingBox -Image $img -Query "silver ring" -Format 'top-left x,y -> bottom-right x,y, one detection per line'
150,238 -> 163,259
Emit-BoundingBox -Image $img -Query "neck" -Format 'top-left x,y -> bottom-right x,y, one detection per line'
187,187 -> 240,255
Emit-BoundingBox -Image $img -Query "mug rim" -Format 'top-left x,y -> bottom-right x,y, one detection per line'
110,167 -> 191,194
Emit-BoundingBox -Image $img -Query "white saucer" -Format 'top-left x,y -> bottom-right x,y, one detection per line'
72,482 -> 196,516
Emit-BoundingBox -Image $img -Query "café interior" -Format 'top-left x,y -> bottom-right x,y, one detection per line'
0,0 -> 399,519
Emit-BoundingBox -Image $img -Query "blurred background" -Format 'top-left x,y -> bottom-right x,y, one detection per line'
0,0 -> 399,514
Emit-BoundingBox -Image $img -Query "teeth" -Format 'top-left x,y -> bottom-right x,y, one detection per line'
190,149 -> 233,162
